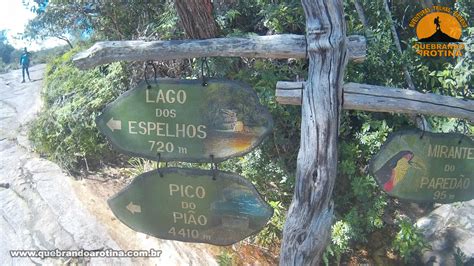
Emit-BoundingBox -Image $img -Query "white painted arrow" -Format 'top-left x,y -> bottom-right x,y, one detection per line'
106,117 -> 122,131
126,202 -> 141,214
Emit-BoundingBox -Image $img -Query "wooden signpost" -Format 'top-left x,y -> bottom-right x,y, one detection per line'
73,0 -> 473,263
99,78 -> 275,245
97,79 -> 273,162
369,130 -> 474,203
108,168 -> 273,245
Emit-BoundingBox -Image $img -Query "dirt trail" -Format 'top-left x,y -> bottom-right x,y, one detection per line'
0,65 -> 218,265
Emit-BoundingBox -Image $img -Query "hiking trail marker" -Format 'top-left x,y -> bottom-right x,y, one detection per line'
108,168 -> 273,246
369,130 -> 474,203
96,79 -> 273,162
74,1 -> 473,261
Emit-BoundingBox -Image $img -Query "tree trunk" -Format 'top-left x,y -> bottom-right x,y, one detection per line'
174,0 -> 219,39
279,0 -> 348,264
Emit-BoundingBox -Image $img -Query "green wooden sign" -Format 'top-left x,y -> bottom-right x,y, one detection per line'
96,79 -> 273,163
369,130 -> 474,203
108,168 -> 273,245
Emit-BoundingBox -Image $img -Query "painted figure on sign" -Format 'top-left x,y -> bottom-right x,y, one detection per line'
20,48 -> 31,83
434,16 -> 441,31
374,151 -> 414,192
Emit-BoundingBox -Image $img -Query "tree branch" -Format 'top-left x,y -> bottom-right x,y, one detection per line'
56,35 -> 73,49
382,0 -> 416,91
353,0 -> 369,28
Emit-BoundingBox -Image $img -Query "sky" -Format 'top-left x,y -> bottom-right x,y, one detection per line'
0,0 -> 62,51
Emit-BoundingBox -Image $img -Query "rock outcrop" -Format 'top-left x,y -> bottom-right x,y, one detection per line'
417,200 -> 474,265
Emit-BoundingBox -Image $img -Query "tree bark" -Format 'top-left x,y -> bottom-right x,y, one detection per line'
279,0 -> 347,264
174,0 -> 219,39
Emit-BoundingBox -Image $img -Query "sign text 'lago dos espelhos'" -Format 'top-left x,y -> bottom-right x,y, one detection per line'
96,79 -> 273,162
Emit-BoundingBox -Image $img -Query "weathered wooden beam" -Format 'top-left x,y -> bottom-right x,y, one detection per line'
276,81 -> 474,122
72,34 -> 366,69
279,0 -> 348,264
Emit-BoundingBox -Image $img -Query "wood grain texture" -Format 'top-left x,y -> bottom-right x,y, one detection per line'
279,0 -> 348,264
276,82 -> 474,122
72,34 -> 365,69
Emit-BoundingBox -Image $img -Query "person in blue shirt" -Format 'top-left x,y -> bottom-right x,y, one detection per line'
20,48 -> 31,83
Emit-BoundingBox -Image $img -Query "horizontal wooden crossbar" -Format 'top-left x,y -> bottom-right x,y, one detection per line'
72,35 -> 366,69
276,81 -> 474,122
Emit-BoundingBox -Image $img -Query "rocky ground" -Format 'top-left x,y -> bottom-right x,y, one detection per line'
0,65 -> 218,265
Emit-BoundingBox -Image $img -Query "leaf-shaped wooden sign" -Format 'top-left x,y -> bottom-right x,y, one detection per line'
96,79 -> 273,162
369,130 -> 474,203
108,168 -> 273,246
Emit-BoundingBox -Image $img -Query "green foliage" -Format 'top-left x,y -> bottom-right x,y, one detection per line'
0,30 -> 15,64
255,200 -> 286,247
260,2 -> 305,34
24,0 -> 180,46
216,250 -> 234,266
0,30 -> 17,73
322,244 -> 336,266
24,1 -> 87,48
328,220 -> 352,264
29,47 -> 129,169
215,0 -> 305,35
32,45 -> 69,65
124,158 -> 157,178
323,111 -> 401,262
454,247 -> 468,266
392,218 -> 430,263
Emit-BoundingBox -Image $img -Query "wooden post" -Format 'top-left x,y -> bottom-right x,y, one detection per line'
279,0 -> 347,264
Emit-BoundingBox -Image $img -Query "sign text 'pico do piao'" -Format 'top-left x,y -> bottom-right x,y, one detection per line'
108,168 -> 273,245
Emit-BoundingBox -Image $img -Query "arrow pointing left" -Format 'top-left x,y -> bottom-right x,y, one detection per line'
126,202 -> 141,214
106,117 -> 122,131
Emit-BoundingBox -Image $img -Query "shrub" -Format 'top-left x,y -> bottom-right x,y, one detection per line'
392,218 -> 430,263
29,48 -> 129,170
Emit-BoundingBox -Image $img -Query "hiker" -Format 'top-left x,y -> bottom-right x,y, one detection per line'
20,48 -> 31,83
434,16 -> 441,31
